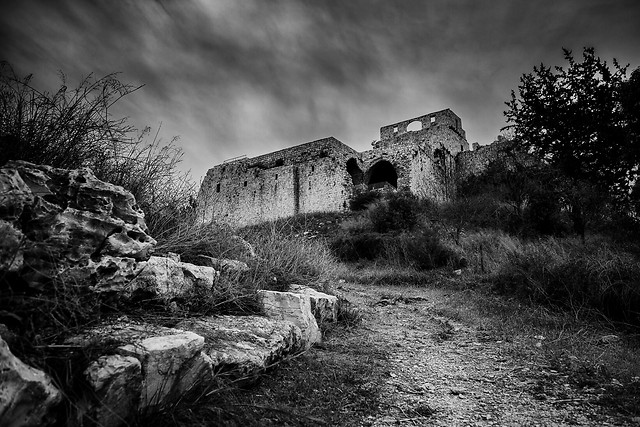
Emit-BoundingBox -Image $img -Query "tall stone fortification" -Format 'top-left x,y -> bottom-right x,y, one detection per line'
197,108 -> 494,227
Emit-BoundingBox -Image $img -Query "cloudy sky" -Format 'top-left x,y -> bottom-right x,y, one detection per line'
2,0 -> 640,183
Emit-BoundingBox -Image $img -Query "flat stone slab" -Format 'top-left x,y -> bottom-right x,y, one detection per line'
176,315 -> 304,382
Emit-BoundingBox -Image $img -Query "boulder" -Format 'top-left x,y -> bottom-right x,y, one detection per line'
132,256 -> 217,298
0,337 -> 62,427
0,161 -> 156,285
81,355 -> 142,427
177,315 -> 304,383
119,332 -> 211,408
258,290 -> 321,349
66,321 -> 212,410
289,284 -> 338,323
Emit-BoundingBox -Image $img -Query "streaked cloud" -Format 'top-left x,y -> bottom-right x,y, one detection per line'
1,0 -> 639,181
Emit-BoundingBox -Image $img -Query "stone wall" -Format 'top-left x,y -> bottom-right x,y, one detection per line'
456,137 -> 516,184
197,137 -> 359,226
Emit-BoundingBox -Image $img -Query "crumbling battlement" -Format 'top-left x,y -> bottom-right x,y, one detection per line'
377,109 -> 467,152
197,109 -> 496,227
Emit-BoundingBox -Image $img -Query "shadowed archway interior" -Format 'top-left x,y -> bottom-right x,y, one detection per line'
366,160 -> 398,188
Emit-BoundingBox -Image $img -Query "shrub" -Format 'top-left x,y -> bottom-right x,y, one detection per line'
0,61 -> 137,168
348,188 -> 382,211
368,191 -> 423,232
160,219 -> 344,293
494,237 -> 640,325
245,225 -> 344,291
331,229 -> 459,270
0,62 -> 196,239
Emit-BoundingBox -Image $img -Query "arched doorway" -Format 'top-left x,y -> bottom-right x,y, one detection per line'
346,158 -> 364,185
366,160 -> 398,189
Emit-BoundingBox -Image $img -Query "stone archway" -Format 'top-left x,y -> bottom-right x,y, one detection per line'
346,158 -> 364,185
366,160 -> 398,189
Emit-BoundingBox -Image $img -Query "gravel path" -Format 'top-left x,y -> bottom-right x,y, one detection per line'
339,282 -> 638,427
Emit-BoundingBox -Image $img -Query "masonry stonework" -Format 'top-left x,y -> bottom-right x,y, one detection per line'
197,109 -> 497,227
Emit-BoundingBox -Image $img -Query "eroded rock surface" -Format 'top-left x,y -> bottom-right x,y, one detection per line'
289,284 -> 338,323
177,315 -> 304,382
81,355 -> 142,427
0,161 -> 155,285
0,337 -> 62,427
66,321 -> 213,414
258,290 -> 321,349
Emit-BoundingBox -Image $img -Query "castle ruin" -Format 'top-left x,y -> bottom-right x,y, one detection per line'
197,109 -> 498,227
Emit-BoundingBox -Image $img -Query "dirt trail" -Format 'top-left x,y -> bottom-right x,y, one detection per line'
337,282 -> 636,427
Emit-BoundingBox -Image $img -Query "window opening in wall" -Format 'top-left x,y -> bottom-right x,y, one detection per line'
275,174 -> 278,180
346,158 -> 364,185
275,159 -> 284,166
311,165 -> 315,172
243,181 -> 247,187
366,160 -> 398,189
319,150 -> 328,158
430,116 -> 436,123
221,166 -> 226,173
433,148 -> 446,168
216,183 -> 220,192
407,120 -> 422,132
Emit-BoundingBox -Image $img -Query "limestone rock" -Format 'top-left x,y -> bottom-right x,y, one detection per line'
0,167 -> 33,223
258,290 -> 321,349
0,220 -> 24,272
119,331 -> 210,408
198,255 -> 250,274
132,256 -> 217,298
82,355 -> 142,427
180,261 -> 218,290
0,337 -> 62,427
0,161 -> 156,285
133,256 -> 189,296
177,315 -> 304,382
289,284 -> 338,323
67,321 -> 212,410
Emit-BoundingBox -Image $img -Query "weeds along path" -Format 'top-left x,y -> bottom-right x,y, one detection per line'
338,281 -> 637,427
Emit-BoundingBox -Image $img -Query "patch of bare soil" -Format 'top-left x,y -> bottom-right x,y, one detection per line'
157,280 -> 640,426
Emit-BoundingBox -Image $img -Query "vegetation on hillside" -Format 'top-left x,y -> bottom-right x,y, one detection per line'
0,61 -> 195,238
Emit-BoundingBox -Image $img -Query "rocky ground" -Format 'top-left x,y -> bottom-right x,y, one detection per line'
191,279 -> 640,427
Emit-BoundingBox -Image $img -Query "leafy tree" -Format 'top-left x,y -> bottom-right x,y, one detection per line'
504,48 -> 639,202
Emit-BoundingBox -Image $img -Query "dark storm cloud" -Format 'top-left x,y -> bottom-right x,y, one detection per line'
1,0 -> 640,181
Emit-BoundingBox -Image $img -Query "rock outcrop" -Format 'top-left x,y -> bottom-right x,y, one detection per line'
0,337 -> 62,427
0,161 -> 155,286
177,315 -> 304,382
